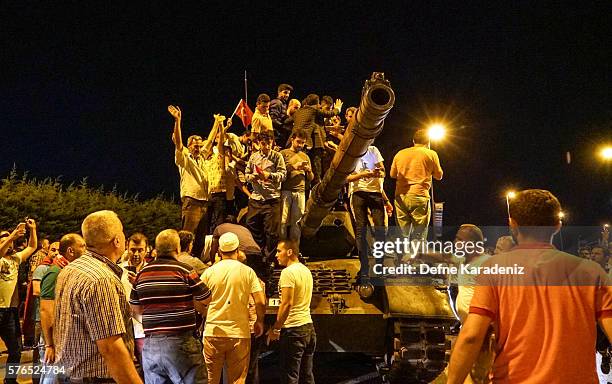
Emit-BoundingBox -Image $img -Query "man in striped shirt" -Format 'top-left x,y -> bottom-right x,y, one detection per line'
130,229 -> 211,384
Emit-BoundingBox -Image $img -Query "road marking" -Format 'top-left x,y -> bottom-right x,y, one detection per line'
328,340 -> 346,352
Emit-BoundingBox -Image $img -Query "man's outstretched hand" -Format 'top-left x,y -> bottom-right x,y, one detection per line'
168,105 -> 182,120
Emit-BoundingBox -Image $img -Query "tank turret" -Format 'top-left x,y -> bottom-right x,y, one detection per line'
300,72 -> 395,238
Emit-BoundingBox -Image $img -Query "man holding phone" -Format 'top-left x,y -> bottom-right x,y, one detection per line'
347,145 -> 387,282
1,219 -> 38,383
280,130 -> 314,241
245,132 -> 287,266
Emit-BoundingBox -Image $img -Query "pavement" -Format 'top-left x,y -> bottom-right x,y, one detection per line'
2,341 -> 446,384
4,343 -> 611,383
0,343 -> 34,384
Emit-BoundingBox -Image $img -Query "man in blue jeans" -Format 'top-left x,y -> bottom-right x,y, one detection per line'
130,229 -> 212,383
268,240 -> 315,384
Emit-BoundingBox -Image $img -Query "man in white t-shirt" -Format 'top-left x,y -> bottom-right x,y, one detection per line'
268,240 -> 315,384
200,232 -> 266,384
1,219 -> 38,383
346,145 -> 387,282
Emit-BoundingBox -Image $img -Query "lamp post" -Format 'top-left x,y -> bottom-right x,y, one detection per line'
505,191 -> 516,220
558,211 -> 566,250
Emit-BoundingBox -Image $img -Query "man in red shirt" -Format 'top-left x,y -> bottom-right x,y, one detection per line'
448,189 -> 612,383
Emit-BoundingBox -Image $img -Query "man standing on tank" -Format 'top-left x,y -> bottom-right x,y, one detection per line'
390,129 -> 443,241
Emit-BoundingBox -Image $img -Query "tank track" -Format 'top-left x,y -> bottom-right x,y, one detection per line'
383,319 -> 452,383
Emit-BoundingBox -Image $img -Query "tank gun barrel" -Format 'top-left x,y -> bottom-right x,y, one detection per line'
301,72 -> 395,238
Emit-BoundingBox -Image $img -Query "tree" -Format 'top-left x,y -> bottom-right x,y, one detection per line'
0,167 -> 180,241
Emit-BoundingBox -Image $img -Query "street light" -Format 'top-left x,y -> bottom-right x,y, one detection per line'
428,123 -> 446,142
601,146 -> 612,161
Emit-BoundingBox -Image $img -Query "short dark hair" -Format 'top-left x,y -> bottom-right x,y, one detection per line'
413,129 -> 429,144
256,132 -> 273,142
457,224 -> 484,242
279,239 -> 299,255
290,129 -> 308,141
346,107 -> 357,115
509,189 -> 561,229
58,233 -> 82,256
592,245 -> 609,257
303,94 -> 319,106
128,232 -> 148,247
257,93 -> 271,104
178,230 -> 194,252
187,135 -> 203,147
321,96 -> 333,106
277,83 -> 293,93
224,215 -> 238,224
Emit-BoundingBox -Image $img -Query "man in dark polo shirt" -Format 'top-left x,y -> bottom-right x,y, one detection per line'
209,215 -> 264,279
130,229 -> 211,384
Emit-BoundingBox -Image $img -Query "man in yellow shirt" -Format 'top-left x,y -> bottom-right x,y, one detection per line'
390,129 -> 443,241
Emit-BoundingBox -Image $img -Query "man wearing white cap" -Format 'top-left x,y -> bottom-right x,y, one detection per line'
200,232 -> 266,384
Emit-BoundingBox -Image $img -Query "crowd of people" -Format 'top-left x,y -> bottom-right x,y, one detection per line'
170,83 -> 443,286
1,212 -> 314,384
0,82 -> 610,384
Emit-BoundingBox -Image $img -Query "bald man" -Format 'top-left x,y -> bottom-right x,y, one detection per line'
54,211 -> 141,384
39,233 -> 86,367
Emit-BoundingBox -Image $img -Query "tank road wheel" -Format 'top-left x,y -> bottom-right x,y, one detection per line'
385,319 -> 451,383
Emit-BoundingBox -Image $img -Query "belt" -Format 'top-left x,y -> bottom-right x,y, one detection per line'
146,330 -> 197,338
250,197 -> 280,204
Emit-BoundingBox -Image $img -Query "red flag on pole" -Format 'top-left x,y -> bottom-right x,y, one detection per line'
232,99 -> 254,129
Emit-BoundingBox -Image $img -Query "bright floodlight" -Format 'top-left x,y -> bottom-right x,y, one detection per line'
601,146 -> 612,160
506,191 -> 516,199
428,123 -> 446,141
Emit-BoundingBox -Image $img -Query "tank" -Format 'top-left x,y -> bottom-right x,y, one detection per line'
267,73 -> 457,383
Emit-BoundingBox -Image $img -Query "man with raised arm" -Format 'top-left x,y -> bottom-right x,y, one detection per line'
0,219 -> 37,383
170,105 -> 226,256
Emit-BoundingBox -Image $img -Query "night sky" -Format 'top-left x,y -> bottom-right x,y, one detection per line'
2,3 -> 610,227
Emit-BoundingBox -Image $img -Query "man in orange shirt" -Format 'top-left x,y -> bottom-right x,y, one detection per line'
447,189 -> 612,383
390,129 -> 443,241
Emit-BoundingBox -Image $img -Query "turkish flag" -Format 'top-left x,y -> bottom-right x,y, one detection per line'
233,99 -> 254,129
